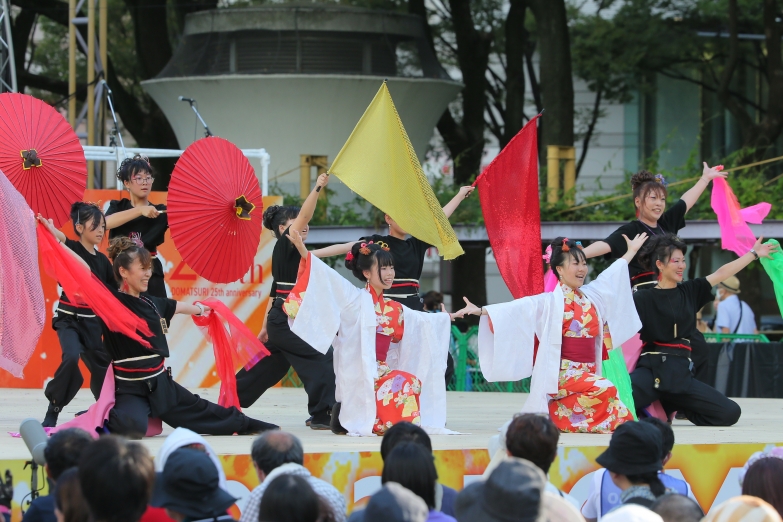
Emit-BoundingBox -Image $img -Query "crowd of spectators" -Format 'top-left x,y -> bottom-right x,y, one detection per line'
12,418 -> 783,522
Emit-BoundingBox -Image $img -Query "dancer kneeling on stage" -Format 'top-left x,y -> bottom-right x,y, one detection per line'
455,235 -> 648,433
51,235 -> 278,437
631,234 -> 777,426
284,233 -> 456,436
38,204 -> 113,427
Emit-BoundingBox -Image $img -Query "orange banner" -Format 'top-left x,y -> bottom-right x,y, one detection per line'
0,190 -> 281,389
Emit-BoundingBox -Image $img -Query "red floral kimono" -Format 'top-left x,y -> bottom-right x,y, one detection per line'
548,283 -> 633,433
283,277 -> 421,435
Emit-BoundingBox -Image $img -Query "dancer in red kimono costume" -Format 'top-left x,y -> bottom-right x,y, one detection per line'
284,232 -> 456,436
455,234 -> 648,433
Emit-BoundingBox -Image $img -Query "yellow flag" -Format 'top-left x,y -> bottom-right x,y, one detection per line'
329,83 -> 464,260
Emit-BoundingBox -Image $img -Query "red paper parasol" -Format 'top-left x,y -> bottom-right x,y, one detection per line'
0,93 -> 87,228
168,137 -> 263,283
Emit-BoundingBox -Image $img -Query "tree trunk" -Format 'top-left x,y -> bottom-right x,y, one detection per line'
529,0 -> 574,153
502,0 -> 528,147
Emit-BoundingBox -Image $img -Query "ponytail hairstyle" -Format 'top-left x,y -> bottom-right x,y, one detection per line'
344,241 -> 394,283
631,170 -> 668,218
262,205 -> 300,239
547,237 -> 586,278
70,202 -> 105,236
626,471 -> 667,498
636,233 -> 687,280
107,237 -> 152,285
116,154 -> 153,185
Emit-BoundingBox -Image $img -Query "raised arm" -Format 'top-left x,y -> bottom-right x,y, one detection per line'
290,173 -> 329,234
37,215 -> 90,272
105,205 -> 160,229
706,237 -> 778,287
310,241 -> 358,258
442,186 -> 475,219
582,241 -> 612,259
680,162 -> 728,212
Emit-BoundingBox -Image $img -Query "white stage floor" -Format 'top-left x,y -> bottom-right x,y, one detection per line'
2,387 -> 782,459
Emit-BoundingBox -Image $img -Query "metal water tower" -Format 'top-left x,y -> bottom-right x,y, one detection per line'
142,5 -> 462,195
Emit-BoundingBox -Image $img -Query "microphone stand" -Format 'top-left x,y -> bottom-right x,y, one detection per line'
184,99 -> 213,138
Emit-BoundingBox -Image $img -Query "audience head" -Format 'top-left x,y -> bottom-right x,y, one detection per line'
361,482 -> 428,522
703,496 -> 783,522
79,436 -> 155,522
540,492 -> 583,522
44,428 -> 93,482
53,467 -> 89,522
381,442 -> 438,509
741,455 -> 783,516
640,417 -> 676,464
380,422 -> 433,461
157,428 -> 227,490
602,504 -> 663,522
150,448 -> 236,522
596,421 -> 665,497
650,494 -> 704,522
258,474 -> 333,522
455,457 -> 545,522
422,291 -> 443,312
505,413 -> 559,474
251,431 -> 304,478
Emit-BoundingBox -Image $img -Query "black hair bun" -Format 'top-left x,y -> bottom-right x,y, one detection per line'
262,205 -> 281,231
630,170 -> 656,191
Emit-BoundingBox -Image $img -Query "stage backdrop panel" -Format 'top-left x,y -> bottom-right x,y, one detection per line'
0,190 -> 281,389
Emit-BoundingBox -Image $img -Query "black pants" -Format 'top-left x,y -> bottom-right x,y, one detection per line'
690,331 -> 710,383
45,312 -> 111,409
235,303 -> 335,415
107,371 -> 261,437
631,354 -> 741,426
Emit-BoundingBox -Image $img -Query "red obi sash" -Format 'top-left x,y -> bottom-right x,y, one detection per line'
376,333 -> 392,361
561,336 -> 598,363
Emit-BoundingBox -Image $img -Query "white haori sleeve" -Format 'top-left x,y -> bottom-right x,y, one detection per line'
580,258 -> 641,348
388,308 -> 454,434
477,291 -> 562,415
289,254 -> 377,436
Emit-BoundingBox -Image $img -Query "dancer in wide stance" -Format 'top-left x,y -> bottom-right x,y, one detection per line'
235,173 -> 350,429
38,203 -> 113,427
41,228 -> 278,437
631,233 -> 777,426
284,233 -> 455,436
455,234 -> 648,433
106,155 -> 169,298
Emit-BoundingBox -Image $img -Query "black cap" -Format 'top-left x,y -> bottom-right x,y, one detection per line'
454,458 -> 546,522
596,421 -> 663,476
150,448 -> 236,519
362,482 -> 428,522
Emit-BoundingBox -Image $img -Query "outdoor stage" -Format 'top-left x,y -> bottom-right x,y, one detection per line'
2,388 -> 782,517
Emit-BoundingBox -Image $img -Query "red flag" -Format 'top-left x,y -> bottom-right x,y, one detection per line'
473,115 -> 542,299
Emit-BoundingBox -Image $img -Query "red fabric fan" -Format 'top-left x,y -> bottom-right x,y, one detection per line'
168,137 -> 264,283
0,93 -> 87,227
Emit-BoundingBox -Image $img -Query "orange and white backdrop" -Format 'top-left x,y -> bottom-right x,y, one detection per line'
0,190 -> 281,389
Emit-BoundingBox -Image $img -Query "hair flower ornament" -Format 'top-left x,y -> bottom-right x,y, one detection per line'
359,241 -> 372,255
561,238 -> 570,252
654,173 -> 668,187
376,241 -> 390,251
345,251 -> 354,262
543,245 -> 552,263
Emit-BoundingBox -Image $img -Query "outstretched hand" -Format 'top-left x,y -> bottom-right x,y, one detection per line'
458,186 -> 475,199
316,173 -> 329,190
622,232 -> 648,256
702,162 -> 728,183
36,214 -> 58,234
452,296 -> 481,318
286,228 -> 308,258
753,236 -> 779,259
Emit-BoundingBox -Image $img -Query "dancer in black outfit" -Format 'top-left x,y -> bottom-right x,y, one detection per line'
583,165 -> 727,382
631,234 -> 777,426
38,204 -> 113,427
47,233 -> 278,438
106,155 -> 168,298
235,174 -> 345,429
